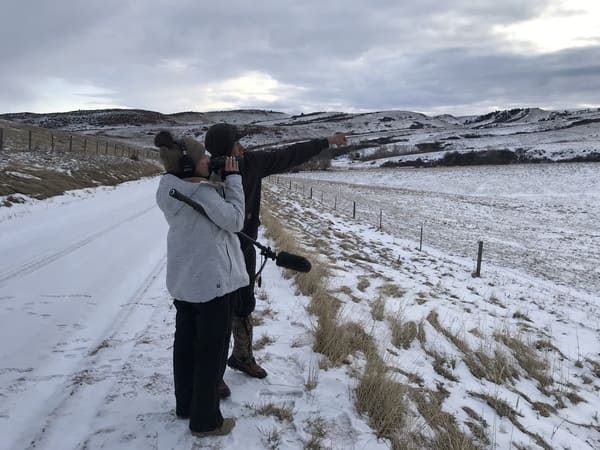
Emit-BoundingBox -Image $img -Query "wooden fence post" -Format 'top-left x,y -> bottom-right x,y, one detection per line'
28,130 -> 32,151
419,224 -> 423,251
473,241 -> 484,277
0,128 -> 4,152
352,201 -> 356,219
51,135 -> 55,151
334,196 -> 337,210
310,187 -> 313,199
379,209 -> 383,230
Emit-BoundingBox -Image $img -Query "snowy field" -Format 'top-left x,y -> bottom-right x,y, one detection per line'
0,166 -> 598,449
280,162 -> 600,297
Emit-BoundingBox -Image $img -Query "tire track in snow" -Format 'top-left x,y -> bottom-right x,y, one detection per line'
13,255 -> 167,450
0,205 -> 155,286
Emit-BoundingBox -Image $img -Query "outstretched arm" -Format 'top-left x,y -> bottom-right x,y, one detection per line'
252,133 -> 348,177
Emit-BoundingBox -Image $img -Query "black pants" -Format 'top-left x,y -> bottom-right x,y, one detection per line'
173,294 -> 232,432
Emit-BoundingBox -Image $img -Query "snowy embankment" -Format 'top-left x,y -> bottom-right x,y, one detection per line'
261,175 -> 599,449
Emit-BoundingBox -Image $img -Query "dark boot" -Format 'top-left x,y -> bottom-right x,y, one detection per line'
217,379 -> 231,398
191,418 -> 235,437
227,355 -> 267,379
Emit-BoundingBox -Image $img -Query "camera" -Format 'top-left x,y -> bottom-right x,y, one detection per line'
209,156 -> 244,172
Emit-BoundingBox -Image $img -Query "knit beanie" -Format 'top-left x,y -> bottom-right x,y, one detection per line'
154,131 -> 205,174
204,123 -> 244,157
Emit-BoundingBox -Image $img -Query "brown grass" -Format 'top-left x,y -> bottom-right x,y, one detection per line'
378,283 -> 405,298
390,317 -> 418,350
371,296 -> 385,321
304,416 -> 328,450
469,392 -> 552,450
355,359 -> 409,447
1,153 -> 160,202
494,330 -> 552,389
427,311 -> 519,384
410,388 -> 482,450
253,334 -> 275,351
247,402 -> 294,422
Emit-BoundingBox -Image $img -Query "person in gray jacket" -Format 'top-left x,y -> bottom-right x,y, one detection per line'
155,131 -> 248,438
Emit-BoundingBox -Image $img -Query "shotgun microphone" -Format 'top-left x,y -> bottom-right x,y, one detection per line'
275,251 -> 312,273
169,188 -> 312,273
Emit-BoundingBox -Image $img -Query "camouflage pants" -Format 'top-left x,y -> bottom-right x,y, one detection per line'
231,314 -> 254,362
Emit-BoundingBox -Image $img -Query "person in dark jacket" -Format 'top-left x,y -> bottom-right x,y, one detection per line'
204,123 -> 347,384
155,131 -> 248,437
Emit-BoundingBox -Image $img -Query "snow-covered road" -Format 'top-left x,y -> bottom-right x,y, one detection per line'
0,179 -> 168,449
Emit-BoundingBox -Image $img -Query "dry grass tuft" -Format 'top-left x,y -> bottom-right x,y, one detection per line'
355,359 -> 409,447
587,359 -> 600,378
494,330 -> 552,388
427,311 -> 519,384
531,401 -> 556,417
305,359 -> 320,391
410,388 -> 482,450
469,392 -> 552,450
430,351 -> 459,382
313,317 -> 375,366
371,296 -> 385,321
378,283 -> 405,298
512,311 -> 533,322
357,277 -> 371,292
258,425 -> 282,450
247,401 -> 294,422
304,416 -> 328,450
390,317 -> 418,350
253,334 -> 276,351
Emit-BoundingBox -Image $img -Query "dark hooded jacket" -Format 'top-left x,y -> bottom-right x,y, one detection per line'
240,138 -> 329,242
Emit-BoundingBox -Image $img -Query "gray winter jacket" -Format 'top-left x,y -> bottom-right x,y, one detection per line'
156,174 -> 249,303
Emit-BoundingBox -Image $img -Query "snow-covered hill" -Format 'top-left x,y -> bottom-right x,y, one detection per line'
2,106 -> 599,164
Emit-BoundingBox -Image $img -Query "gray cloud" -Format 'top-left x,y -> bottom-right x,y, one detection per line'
1,0 -> 598,115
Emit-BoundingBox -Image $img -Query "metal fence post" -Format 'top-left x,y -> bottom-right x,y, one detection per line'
474,241 -> 484,277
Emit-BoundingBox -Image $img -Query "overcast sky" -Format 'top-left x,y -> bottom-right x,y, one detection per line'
2,0 -> 599,116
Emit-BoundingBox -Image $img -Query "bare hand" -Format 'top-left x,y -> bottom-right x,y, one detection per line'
327,133 -> 348,147
224,156 -> 239,173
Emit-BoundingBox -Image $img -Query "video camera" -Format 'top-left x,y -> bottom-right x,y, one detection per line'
209,155 -> 244,173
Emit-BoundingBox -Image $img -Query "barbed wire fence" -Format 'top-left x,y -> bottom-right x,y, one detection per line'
268,175 -> 486,277
0,120 -> 158,161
